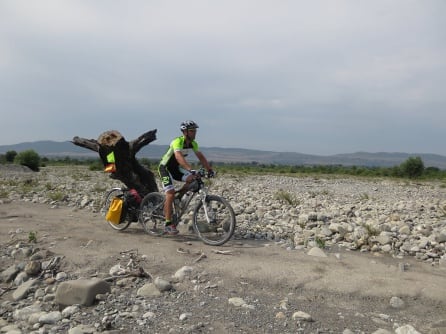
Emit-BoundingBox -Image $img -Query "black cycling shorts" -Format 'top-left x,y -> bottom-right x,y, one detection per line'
158,164 -> 183,191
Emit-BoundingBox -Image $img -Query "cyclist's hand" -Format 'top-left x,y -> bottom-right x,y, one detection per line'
189,170 -> 201,179
207,169 -> 215,178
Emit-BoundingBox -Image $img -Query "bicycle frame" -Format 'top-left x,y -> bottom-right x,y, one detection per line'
172,177 -> 207,223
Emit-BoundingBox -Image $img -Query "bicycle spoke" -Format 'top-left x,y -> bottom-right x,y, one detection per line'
139,193 -> 165,234
193,195 -> 236,246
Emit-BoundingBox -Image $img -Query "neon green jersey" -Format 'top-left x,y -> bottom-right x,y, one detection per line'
159,136 -> 199,170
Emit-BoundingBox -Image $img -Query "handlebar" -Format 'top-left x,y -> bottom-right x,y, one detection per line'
192,168 -> 216,178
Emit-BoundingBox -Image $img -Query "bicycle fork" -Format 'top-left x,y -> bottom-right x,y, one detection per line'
200,196 -> 215,224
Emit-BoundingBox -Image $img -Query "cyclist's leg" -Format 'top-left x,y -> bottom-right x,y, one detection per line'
164,190 -> 175,222
178,169 -> 196,194
159,165 -> 182,234
159,165 -> 175,222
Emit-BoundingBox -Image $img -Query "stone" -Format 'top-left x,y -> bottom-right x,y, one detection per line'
173,266 -> 194,281
137,283 -> 162,297
292,311 -> 313,322
395,325 -> 421,334
12,279 -> 38,301
1,264 -> 20,283
55,278 -> 110,306
307,247 -> 327,258
154,277 -> 172,292
228,297 -> 247,307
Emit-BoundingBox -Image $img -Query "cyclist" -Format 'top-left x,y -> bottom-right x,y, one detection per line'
158,120 -> 214,235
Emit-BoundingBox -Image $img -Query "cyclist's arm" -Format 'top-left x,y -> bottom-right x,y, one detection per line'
195,151 -> 212,172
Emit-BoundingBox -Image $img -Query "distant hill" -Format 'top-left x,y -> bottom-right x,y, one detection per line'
1,140 -> 446,169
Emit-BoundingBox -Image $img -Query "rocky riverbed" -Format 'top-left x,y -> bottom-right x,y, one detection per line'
4,165 -> 446,265
1,165 -> 446,334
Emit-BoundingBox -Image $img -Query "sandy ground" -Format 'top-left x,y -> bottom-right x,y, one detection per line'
1,200 -> 446,333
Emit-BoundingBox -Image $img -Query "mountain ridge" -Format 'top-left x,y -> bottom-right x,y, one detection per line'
1,140 -> 446,169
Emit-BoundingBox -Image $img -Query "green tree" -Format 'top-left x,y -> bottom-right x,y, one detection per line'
400,156 -> 424,178
14,150 -> 41,171
5,150 -> 17,162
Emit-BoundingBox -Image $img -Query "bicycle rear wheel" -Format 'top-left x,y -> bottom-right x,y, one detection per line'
139,192 -> 165,234
103,188 -> 132,231
192,195 -> 236,246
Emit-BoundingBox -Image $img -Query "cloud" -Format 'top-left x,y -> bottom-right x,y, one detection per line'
0,0 -> 445,155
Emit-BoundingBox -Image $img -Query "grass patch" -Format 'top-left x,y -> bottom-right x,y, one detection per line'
362,223 -> 380,237
28,231 -> 37,243
20,179 -> 40,194
48,191 -> 65,201
275,190 -> 299,206
359,193 -> 370,201
315,237 -> 326,249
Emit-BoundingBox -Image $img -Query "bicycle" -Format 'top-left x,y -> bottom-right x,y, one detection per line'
102,169 -> 236,246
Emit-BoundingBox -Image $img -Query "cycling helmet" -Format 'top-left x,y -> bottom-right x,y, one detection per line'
180,120 -> 199,131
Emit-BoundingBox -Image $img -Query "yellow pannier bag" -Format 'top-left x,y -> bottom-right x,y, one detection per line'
106,197 -> 124,224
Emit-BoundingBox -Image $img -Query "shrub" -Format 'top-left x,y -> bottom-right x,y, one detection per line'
400,156 -> 424,179
5,150 -> 17,162
88,160 -> 103,171
14,150 -> 41,171
48,191 -> 65,201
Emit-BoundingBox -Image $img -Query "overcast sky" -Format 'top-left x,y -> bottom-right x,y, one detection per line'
1,1 -> 445,156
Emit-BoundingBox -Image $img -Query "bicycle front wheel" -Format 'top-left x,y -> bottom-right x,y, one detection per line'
139,192 -> 165,234
192,195 -> 236,246
103,188 -> 132,231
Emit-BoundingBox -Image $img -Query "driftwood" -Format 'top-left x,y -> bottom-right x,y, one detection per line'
72,129 -> 159,196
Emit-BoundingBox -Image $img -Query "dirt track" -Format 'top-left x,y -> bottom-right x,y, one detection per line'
1,200 -> 446,333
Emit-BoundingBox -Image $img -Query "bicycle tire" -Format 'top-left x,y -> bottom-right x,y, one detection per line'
139,192 -> 165,235
103,188 -> 132,231
192,195 -> 236,246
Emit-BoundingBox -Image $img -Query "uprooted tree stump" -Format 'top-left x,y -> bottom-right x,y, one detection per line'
72,129 -> 159,196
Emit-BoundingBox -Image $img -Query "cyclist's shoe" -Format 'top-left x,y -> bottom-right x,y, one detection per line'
164,224 -> 179,235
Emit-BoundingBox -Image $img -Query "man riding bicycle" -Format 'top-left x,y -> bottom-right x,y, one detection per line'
158,120 -> 214,235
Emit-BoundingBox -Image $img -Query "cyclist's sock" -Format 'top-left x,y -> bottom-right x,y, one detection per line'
165,219 -> 172,226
